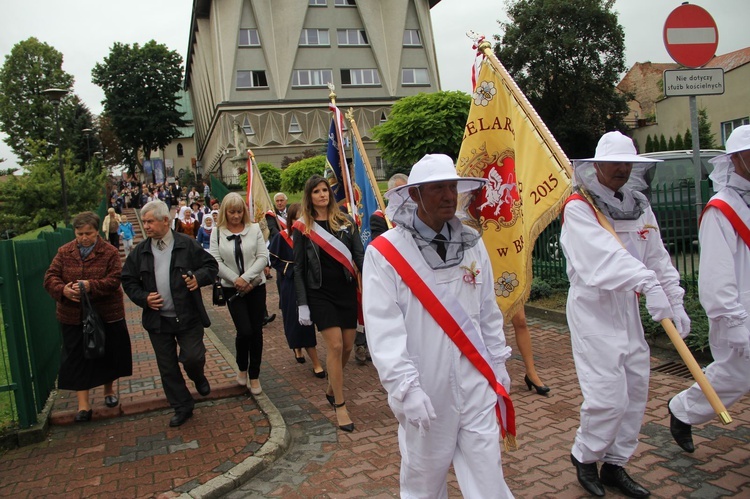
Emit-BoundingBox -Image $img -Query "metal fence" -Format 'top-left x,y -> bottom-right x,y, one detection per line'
0,228 -> 73,429
532,180 -> 707,293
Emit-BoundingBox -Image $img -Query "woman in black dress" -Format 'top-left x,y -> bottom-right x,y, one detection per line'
269,203 -> 325,377
293,176 -> 364,432
43,211 -> 133,422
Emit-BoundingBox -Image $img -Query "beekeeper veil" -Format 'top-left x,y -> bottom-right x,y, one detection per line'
709,125 -> 750,204
573,131 -> 661,220
385,154 -> 486,269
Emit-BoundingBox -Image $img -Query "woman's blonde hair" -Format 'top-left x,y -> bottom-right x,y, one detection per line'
299,175 -> 350,234
216,192 -> 251,228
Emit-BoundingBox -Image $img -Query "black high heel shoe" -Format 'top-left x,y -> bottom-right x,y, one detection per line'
325,392 -> 335,406
332,401 -> 354,432
524,374 -> 551,396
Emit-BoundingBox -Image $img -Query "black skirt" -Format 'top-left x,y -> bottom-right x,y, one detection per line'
58,319 -> 133,391
307,244 -> 358,331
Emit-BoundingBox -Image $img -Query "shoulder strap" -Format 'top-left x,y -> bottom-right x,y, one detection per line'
703,198 -> 750,250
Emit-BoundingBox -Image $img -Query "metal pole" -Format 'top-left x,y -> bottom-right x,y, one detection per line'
689,95 -> 702,220
56,105 -> 69,225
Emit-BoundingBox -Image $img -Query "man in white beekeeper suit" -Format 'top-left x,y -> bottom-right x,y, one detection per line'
561,131 -> 691,498
363,154 -> 514,498
668,125 -> 750,454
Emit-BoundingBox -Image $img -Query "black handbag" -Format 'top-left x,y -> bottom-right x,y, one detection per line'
213,277 -> 226,306
79,282 -> 106,359
212,230 -> 226,306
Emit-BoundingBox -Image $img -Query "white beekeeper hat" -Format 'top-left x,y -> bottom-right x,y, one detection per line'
709,125 -> 750,190
385,154 -> 486,206
574,131 -> 661,192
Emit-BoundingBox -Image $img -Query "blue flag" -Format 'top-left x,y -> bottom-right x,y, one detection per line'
324,119 -> 346,204
353,139 -> 379,248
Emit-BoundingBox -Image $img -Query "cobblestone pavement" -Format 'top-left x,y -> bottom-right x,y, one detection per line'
0,275 -> 748,498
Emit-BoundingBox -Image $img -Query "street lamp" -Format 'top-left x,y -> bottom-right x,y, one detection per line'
82,128 -> 93,164
42,87 -> 70,225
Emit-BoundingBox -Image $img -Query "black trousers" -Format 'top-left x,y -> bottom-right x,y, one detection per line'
148,317 -> 206,413
225,284 -> 266,378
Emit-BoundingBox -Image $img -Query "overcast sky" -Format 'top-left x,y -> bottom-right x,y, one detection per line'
1,0 -> 749,172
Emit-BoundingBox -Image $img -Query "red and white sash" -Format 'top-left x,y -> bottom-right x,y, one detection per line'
702,193 -> 750,250
369,234 -> 516,447
280,230 -> 293,249
292,219 -> 357,277
266,210 -> 288,230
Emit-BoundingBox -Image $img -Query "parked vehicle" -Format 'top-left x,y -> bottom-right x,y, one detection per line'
634,150 -> 724,250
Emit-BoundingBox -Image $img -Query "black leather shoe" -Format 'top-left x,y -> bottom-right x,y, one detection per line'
104,395 -> 119,408
668,400 -> 695,453
195,376 -> 211,396
600,463 -> 650,498
570,454 -> 604,497
524,374 -> 551,396
313,368 -> 326,379
263,314 -> 276,326
169,410 -> 193,427
74,409 -> 93,423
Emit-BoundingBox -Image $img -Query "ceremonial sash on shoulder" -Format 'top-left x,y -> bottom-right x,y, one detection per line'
292,219 -> 357,277
280,230 -> 293,249
370,235 -> 516,448
266,210 -> 288,230
562,193 -> 598,225
373,209 -> 384,219
702,198 -> 750,250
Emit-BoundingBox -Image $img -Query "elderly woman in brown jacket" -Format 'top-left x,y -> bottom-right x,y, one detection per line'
44,211 -> 133,422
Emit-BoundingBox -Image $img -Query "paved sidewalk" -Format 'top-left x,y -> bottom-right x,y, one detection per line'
0,275 -> 749,498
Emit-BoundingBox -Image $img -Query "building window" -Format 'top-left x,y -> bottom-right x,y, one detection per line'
341,69 -> 380,86
236,70 -> 268,89
721,117 -> 750,145
243,117 -> 255,136
335,0 -> 355,5
177,144 -> 184,157
239,29 -> 260,47
402,68 -> 430,85
299,29 -> 330,46
337,29 -> 368,46
309,0 -> 326,5
292,69 -> 333,87
380,112 -> 387,124
403,29 -> 421,46
288,116 -> 302,134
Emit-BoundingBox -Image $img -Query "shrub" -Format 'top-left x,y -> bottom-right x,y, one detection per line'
529,277 -> 554,301
639,291 -> 709,353
240,162 -> 281,192
280,156 -> 326,193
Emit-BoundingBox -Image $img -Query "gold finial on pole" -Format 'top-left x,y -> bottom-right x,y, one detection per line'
327,82 -> 337,106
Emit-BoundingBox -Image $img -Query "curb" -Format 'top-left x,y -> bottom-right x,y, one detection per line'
175,327 -> 291,499
525,303 -> 567,325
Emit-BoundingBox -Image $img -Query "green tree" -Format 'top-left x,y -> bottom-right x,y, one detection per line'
495,0 -> 630,158
239,162 -> 282,192
0,140 -> 106,231
668,136 -> 675,150
698,108 -> 717,149
645,135 -> 654,153
280,156 -> 326,193
674,132 -> 684,150
92,41 -> 186,175
684,128 -> 692,148
371,91 -> 471,176
659,134 -> 667,151
0,37 -> 75,165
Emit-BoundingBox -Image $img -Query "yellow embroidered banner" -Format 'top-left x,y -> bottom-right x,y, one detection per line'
457,56 -> 572,318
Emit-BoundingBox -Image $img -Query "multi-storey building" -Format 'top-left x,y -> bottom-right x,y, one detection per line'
185,0 -> 443,180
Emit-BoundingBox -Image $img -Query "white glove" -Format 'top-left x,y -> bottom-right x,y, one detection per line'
672,304 -> 691,339
725,324 -> 750,352
644,285 -> 674,322
401,386 -> 437,436
298,305 -> 312,326
495,363 -> 511,394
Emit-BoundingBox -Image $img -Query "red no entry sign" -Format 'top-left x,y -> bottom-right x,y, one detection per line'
663,4 -> 719,68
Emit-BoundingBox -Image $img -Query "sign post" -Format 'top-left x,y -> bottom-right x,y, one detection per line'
663,3 -> 719,218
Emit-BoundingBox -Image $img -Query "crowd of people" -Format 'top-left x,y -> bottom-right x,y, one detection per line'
42,127 -> 750,497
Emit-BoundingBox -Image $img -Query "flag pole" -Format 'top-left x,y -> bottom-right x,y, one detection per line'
327,85 -> 357,217
577,188 -> 731,425
345,108 -> 387,214
471,34 -> 572,179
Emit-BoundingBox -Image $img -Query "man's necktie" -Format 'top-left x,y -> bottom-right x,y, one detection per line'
156,239 -> 166,251
614,191 -> 624,201
433,234 -> 447,262
227,234 -> 245,274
